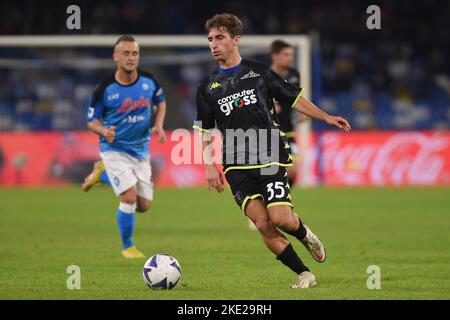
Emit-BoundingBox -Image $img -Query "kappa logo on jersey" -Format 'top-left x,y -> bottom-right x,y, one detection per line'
217,89 -> 258,116
142,82 -> 149,91
117,96 -> 150,113
241,70 -> 260,80
210,82 -> 221,90
108,93 -> 120,101
87,107 -> 94,119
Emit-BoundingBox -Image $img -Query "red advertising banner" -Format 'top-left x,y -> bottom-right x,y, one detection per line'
307,131 -> 450,186
0,131 -> 209,187
0,131 -> 449,187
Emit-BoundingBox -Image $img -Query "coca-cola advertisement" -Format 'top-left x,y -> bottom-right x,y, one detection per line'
307,131 -> 450,186
0,131 -> 449,187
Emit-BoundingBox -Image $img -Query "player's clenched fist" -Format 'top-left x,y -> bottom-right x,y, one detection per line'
103,126 -> 116,143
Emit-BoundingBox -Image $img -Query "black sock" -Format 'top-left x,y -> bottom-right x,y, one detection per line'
286,217 -> 307,240
276,243 -> 309,275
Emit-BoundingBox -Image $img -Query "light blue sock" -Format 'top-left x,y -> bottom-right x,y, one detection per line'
100,170 -> 111,185
117,203 -> 136,249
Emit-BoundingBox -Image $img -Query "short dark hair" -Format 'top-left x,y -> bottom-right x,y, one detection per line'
270,40 -> 292,54
205,13 -> 243,38
114,35 -> 136,47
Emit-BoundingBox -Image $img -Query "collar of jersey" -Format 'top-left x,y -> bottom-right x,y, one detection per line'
218,60 -> 242,74
114,71 -> 140,87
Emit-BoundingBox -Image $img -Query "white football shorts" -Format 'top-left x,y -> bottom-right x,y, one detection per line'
100,151 -> 153,200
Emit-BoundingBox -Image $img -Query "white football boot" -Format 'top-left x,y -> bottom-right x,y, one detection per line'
291,271 -> 317,289
300,224 -> 326,263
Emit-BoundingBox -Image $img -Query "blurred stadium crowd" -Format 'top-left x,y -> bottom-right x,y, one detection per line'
0,0 -> 448,131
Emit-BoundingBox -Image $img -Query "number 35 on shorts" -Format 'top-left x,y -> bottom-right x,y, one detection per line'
265,181 -> 292,206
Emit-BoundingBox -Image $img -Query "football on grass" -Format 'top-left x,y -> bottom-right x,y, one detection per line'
143,254 -> 181,290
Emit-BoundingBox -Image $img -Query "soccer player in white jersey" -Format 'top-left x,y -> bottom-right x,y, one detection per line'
83,35 -> 167,259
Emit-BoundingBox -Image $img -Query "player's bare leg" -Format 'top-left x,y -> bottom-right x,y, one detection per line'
246,199 -> 290,254
120,185 -> 138,204
118,186 -> 145,258
136,197 -> 152,213
245,199 -> 316,288
267,205 -> 326,263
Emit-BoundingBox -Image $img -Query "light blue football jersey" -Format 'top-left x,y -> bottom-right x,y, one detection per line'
87,71 -> 165,159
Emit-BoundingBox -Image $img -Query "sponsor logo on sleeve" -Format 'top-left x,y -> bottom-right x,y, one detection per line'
241,70 -> 260,80
108,93 -> 120,101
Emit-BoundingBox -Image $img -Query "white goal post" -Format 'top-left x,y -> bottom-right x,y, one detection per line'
0,35 -> 313,186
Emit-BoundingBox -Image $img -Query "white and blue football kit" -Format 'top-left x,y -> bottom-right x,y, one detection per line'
87,71 -> 165,200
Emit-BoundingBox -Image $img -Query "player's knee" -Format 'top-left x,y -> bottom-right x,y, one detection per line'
269,207 -> 296,230
254,218 -> 276,235
136,200 -> 152,213
136,206 -> 147,213
253,218 -> 267,231
120,192 -> 137,205
269,213 -> 292,231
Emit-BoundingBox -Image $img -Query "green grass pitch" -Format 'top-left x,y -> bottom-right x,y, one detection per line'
0,186 -> 449,299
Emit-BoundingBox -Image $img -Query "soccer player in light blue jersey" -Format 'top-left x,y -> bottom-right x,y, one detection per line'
82,35 -> 167,258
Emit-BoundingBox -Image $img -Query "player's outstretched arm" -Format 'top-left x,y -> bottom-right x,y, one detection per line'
151,101 -> 167,144
293,97 -> 351,132
200,132 -> 224,193
87,119 -> 116,143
